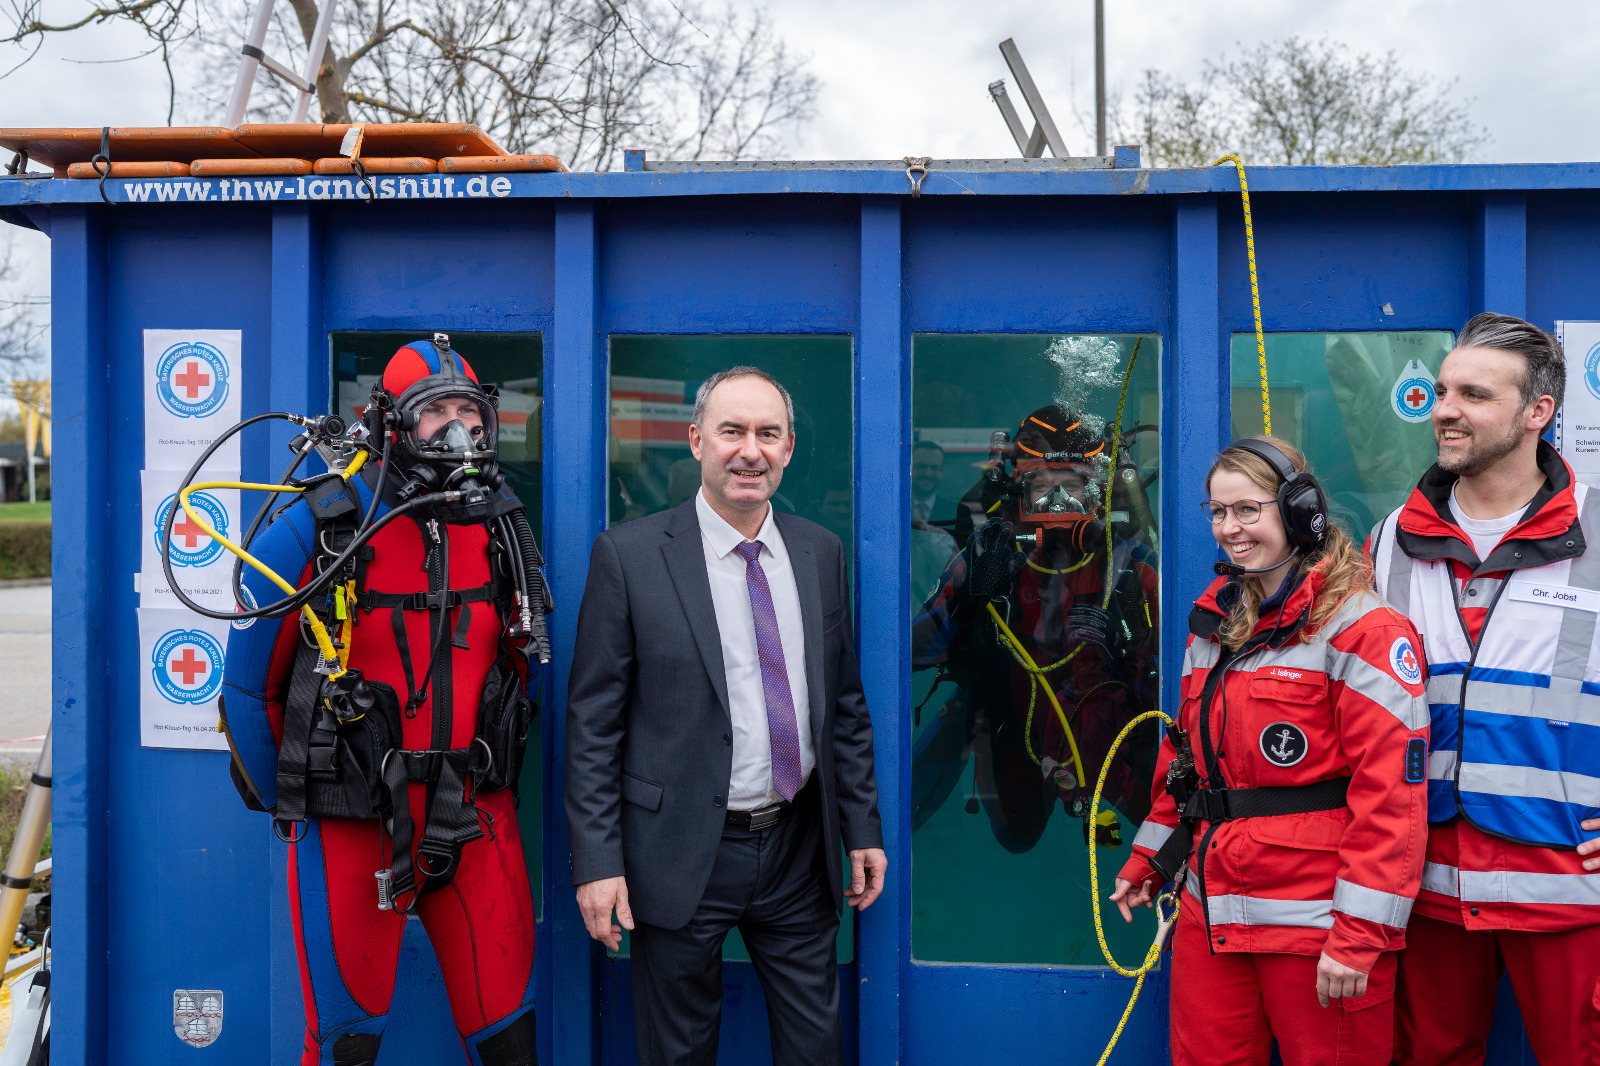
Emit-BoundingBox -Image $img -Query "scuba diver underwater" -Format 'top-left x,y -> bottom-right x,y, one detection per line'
162,334 -> 550,1066
911,403 -> 1161,853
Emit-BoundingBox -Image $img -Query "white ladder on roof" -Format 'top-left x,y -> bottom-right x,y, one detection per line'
222,0 -> 342,126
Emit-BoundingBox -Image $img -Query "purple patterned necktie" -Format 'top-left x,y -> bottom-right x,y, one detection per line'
735,540 -> 803,802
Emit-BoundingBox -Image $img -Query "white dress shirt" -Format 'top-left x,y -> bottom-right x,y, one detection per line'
695,489 -> 815,810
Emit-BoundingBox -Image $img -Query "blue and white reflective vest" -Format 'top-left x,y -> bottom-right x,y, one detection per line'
1369,446 -> 1600,851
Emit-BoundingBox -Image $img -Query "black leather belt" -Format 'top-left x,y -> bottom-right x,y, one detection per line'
725,799 -> 791,831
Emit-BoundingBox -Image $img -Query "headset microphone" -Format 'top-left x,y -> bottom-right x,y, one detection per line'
1214,550 -> 1300,578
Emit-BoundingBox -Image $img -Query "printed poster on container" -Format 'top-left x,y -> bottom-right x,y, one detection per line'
143,329 -> 242,471
139,468 -> 242,611
1555,322 -> 1600,478
136,607 -> 231,751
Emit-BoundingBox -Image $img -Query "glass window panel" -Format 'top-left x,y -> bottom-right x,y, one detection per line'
606,334 -> 854,963
911,334 -> 1162,966
1230,331 -> 1454,543
331,330 -> 543,917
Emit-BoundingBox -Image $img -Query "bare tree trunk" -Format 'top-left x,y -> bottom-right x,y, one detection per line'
282,0 -> 349,122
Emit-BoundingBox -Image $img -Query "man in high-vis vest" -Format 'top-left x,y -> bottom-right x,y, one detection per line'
1367,313 -> 1600,1065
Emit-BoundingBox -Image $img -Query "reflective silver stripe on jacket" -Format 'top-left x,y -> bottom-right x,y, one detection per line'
1373,510 -> 1410,615
1553,483 -> 1600,681
1420,861 -> 1460,898
1426,751 -> 1458,781
1463,675 -> 1600,729
1184,878 -> 1335,929
1332,877 -> 1415,927
1185,639 -> 1221,677
1458,762 -> 1600,808
1425,674 -> 1462,707
1132,819 -> 1175,853
1459,869 -> 1600,907
1330,650 -> 1429,730
1239,638 -> 1328,674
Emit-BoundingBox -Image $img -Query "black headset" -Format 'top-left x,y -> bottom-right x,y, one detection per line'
1230,438 -> 1329,551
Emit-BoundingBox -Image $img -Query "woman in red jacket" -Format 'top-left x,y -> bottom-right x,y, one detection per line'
1110,438 -> 1430,1066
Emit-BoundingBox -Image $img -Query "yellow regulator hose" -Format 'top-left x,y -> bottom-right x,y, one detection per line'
985,602 -> 1086,786
177,451 -> 370,680
1088,708 -> 1183,1066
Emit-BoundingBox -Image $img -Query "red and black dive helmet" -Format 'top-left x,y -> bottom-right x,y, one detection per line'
1009,404 -> 1108,549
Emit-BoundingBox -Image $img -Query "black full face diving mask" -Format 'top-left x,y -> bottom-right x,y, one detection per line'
391,375 -> 503,523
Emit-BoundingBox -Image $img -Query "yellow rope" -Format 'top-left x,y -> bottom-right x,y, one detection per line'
1087,708 -> 1184,1066
1102,337 -> 1143,610
1214,154 -> 1271,436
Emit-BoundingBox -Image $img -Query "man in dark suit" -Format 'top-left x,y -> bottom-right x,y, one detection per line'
566,366 -> 886,1066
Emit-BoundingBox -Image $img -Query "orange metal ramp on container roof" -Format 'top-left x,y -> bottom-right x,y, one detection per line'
232,123 -> 507,160
0,123 -> 568,178
0,128 -> 260,175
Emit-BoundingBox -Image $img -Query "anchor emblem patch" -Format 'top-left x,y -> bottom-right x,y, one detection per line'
1259,721 -> 1309,767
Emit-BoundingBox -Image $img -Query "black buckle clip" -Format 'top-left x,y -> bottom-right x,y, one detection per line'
415,840 -> 460,881
1187,788 -> 1231,823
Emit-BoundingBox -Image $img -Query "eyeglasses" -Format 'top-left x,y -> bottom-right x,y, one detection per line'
1200,499 -> 1279,525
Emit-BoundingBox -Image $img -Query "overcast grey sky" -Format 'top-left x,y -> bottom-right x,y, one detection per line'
3,0 -> 1597,349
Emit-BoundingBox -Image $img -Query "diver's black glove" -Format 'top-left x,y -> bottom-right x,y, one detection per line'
961,520 -> 1025,602
1064,601 -> 1112,655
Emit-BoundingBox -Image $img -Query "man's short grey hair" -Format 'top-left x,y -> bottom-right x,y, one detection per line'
692,366 -> 796,434
1457,312 -> 1566,412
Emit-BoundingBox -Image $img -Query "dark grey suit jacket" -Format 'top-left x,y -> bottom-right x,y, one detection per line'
565,499 -> 883,930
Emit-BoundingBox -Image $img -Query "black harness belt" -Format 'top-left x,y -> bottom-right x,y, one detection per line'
1147,775 -> 1351,882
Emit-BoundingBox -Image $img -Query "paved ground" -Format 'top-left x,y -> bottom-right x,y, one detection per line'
0,583 -> 49,773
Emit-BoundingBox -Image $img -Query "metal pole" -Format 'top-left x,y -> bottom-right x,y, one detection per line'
26,452 -> 34,505
223,0 -> 278,126
1094,0 -> 1107,156
0,729 -> 51,953
291,0 -> 340,123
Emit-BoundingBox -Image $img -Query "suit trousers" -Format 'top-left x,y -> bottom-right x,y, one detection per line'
630,777 -> 843,1066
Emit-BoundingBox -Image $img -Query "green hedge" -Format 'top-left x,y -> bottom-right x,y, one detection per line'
0,522 -> 50,579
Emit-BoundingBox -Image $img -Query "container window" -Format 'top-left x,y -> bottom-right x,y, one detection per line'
331,329 -> 544,917
606,334 -> 854,962
1229,331 -> 1455,543
910,334 -> 1162,966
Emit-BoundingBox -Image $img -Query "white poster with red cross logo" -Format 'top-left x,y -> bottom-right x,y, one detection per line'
139,468 -> 242,611
143,329 -> 242,471
136,608 -> 231,751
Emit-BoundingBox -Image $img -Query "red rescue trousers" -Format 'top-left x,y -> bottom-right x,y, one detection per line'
1170,917 -> 1397,1066
1393,913 -> 1600,1066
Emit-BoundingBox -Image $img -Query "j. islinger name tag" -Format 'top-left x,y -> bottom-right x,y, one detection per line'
1506,581 -> 1600,613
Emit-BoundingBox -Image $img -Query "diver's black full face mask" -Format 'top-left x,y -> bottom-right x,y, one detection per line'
392,381 -> 503,523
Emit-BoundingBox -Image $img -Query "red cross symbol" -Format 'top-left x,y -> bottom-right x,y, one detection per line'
168,647 -> 209,686
1405,386 -> 1428,409
171,512 -> 207,549
1400,647 -> 1417,673
173,360 -> 211,399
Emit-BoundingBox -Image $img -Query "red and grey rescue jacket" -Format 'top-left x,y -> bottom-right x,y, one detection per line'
1367,441 -> 1600,931
1118,568 -> 1430,973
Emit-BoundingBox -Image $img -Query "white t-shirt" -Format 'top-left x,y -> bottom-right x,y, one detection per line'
1448,485 -> 1522,561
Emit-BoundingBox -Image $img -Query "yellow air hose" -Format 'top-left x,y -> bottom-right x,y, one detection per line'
176,450 -> 371,680
1087,708 -> 1182,1066
1101,336 -> 1143,611
1214,154 -> 1272,436
984,601 -> 1085,786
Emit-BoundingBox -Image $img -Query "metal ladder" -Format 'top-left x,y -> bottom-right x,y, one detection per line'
222,0 -> 342,126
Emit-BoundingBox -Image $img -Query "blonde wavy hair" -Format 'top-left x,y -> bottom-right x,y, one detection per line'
1209,437 -> 1372,650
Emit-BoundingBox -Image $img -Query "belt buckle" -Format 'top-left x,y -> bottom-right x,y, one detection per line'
746,804 -> 784,831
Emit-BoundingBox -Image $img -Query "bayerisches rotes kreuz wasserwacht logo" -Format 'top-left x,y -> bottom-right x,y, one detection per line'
155,491 -> 228,567
1390,637 -> 1423,684
1391,359 -> 1438,423
156,341 -> 230,418
1585,342 -> 1600,402
152,629 -> 225,704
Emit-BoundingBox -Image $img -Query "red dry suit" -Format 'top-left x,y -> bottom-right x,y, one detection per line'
222,471 -> 538,1066
1117,567 -> 1429,1065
